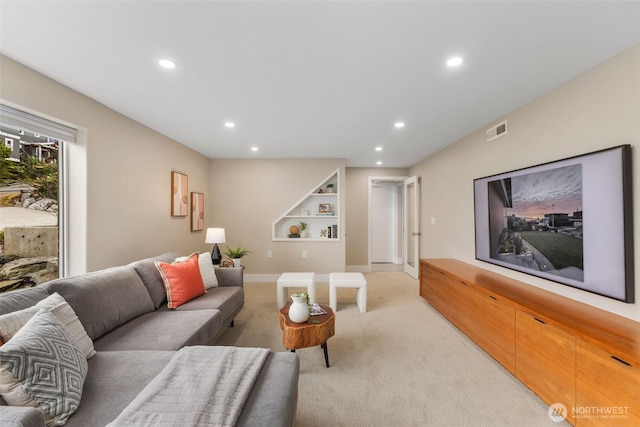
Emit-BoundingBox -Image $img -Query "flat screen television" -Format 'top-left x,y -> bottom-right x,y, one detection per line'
473,145 -> 634,303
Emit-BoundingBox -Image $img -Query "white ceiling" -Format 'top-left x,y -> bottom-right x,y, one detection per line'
1,1 -> 639,168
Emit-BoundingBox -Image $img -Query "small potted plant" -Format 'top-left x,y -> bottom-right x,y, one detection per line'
326,183 -> 335,193
224,246 -> 251,268
298,221 -> 309,238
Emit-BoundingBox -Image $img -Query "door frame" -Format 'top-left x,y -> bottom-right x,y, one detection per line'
368,176 -> 408,271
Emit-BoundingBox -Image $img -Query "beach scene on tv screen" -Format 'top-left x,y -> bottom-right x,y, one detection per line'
487,163 -> 584,282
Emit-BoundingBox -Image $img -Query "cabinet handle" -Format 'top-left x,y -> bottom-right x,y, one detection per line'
460,281 -> 468,286
489,295 -> 497,301
534,317 -> 546,324
611,355 -> 632,367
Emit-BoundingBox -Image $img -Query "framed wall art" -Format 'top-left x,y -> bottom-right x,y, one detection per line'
191,192 -> 204,231
171,171 -> 188,217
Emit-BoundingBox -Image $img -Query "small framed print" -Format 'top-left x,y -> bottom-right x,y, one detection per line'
171,171 -> 188,217
319,203 -> 331,213
191,192 -> 204,231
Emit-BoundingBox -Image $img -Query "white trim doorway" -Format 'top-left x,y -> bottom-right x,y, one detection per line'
368,176 -> 407,272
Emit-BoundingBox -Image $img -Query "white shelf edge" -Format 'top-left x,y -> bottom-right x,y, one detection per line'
283,215 -> 339,218
272,238 -> 341,242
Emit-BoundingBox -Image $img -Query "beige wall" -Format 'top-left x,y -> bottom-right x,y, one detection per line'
0,55 -> 212,273
3,43 -> 638,320
345,167 -> 409,268
410,45 -> 640,321
209,158 -> 346,277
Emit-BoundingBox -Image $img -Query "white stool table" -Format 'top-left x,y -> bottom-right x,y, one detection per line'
329,272 -> 367,312
277,272 -> 316,308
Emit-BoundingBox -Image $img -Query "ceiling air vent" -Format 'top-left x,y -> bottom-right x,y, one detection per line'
487,120 -> 507,142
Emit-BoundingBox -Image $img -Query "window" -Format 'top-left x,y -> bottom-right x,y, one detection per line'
1,104 -> 76,290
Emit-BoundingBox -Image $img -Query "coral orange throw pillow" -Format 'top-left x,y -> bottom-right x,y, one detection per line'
155,253 -> 206,309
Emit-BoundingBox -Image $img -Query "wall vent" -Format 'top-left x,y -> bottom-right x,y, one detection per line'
486,120 -> 507,142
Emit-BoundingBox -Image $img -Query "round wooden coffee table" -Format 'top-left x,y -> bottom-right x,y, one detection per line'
279,304 -> 335,367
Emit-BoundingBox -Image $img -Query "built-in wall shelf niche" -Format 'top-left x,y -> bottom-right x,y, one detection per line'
272,168 -> 340,241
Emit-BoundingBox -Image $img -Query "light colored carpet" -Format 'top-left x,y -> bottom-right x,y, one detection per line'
217,272 -> 567,426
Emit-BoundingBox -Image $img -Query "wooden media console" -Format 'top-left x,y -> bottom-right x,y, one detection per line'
420,259 -> 639,426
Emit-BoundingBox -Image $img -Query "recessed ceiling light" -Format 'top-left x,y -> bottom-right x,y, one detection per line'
158,59 -> 177,69
446,56 -> 463,67
376,161 -> 382,165
251,146 -> 259,152
394,122 -> 405,129
375,147 -> 383,152
225,122 -> 235,128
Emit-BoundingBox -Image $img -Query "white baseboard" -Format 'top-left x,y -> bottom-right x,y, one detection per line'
346,265 -> 371,272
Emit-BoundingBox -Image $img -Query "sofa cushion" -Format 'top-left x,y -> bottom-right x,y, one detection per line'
92,309 -> 223,351
0,287 -> 49,316
62,350 -> 175,427
0,310 -> 88,427
43,266 -> 155,340
237,352 -> 300,427
0,293 -> 95,359
155,253 -> 206,309
161,286 -> 244,322
129,251 -> 182,309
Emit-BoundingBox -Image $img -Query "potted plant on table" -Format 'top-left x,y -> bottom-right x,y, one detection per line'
223,246 -> 251,268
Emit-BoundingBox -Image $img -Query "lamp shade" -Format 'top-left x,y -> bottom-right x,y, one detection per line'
205,228 -> 226,244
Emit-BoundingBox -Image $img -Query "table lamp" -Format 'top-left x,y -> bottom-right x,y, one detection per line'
205,227 -> 225,266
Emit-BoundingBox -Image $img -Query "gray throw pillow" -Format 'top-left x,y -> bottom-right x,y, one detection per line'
0,310 -> 88,426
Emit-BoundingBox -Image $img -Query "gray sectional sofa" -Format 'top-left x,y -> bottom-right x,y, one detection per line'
0,252 -> 299,427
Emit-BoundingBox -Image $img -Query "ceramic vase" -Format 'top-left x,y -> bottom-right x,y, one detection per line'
289,294 -> 310,323
233,258 -> 241,268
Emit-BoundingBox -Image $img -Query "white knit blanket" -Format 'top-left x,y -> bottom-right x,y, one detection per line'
107,346 -> 270,427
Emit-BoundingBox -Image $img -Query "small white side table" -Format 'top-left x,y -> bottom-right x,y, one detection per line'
329,272 -> 367,312
277,272 -> 316,308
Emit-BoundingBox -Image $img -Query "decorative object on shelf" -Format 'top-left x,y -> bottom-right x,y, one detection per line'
289,292 -> 310,323
319,203 -> 331,213
224,245 -> 251,267
300,208 -> 310,216
326,183 -> 335,193
205,227 -> 226,266
220,258 -> 235,268
298,221 -> 308,238
288,224 -> 300,238
171,171 -> 188,217
320,229 -> 328,238
315,188 -> 324,193
190,192 -> 204,231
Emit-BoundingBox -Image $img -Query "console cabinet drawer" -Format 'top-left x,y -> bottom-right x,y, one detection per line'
453,280 -> 515,373
516,310 -> 576,424
420,264 -> 453,320
576,340 -> 640,426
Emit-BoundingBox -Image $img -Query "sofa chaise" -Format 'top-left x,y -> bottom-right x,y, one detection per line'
0,251 -> 299,427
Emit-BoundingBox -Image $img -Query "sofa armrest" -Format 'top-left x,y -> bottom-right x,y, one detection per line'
214,267 -> 244,288
0,406 -> 46,427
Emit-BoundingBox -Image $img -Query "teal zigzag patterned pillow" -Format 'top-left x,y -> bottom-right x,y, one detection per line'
0,309 -> 88,426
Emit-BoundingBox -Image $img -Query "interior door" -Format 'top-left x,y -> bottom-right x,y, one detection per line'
404,176 -> 420,278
